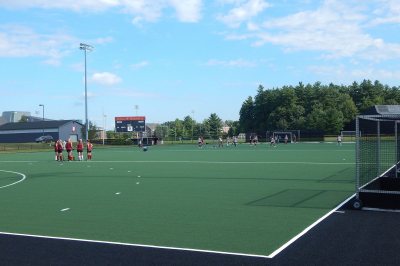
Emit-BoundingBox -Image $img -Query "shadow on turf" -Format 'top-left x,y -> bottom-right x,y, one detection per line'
247,189 -> 353,209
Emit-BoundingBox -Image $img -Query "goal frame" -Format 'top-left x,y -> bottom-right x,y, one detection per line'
354,114 -> 400,209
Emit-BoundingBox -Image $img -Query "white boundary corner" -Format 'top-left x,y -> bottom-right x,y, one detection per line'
267,194 -> 355,257
0,194 -> 355,259
0,170 -> 26,189
0,231 -> 271,259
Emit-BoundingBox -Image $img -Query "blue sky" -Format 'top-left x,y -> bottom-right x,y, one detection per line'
1,0 -> 399,129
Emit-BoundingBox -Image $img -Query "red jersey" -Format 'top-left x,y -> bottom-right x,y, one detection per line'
87,143 -> 93,152
56,142 -> 63,151
66,142 -> 72,151
77,142 -> 83,151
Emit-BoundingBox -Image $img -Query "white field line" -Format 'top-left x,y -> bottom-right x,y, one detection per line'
334,210 -> 345,214
0,231 -> 271,259
0,195 -> 355,259
0,170 -> 27,189
0,161 -> 38,163
267,194 -> 355,258
109,149 -> 354,153
362,207 -> 400,213
0,160 -> 354,165
358,163 -> 396,191
0,160 -> 355,257
81,160 -> 353,165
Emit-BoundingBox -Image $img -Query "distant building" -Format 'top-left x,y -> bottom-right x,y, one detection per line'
0,110 -> 56,126
145,123 -> 159,135
2,111 -> 31,123
0,120 -> 83,143
222,125 -> 230,134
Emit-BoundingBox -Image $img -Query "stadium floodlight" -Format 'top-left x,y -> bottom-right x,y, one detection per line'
39,104 -> 44,136
80,43 -> 94,141
103,114 -> 107,145
191,110 -> 195,143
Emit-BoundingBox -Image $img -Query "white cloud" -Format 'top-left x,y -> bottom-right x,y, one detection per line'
0,25 -> 114,64
108,88 -> 160,98
120,0 -> 164,24
217,0 -> 271,28
308,64 -> 400,83
90,72 -> 122,86
131,60 -> 149,69
0,0 -> 204,24
370,0 -> 400,26
0,25 -> 76,65
223,0 -> 400,61
169,0 -> 202,22
205,58 -> 257,67
0,0 -> 119,11
92,36 -> 114,44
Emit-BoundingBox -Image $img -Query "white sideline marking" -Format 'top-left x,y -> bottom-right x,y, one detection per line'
0,194 -> 356,259
362,207 -> 400,213
267,194 -> 355,258
0,191 -> 356,259
335,211 -> 346,214
0,161 -> 38,163
115,192 -> 121,195
83,160 -> 353,165
0,170 -> 27,189
60,208 -> 70,212
0,231 -> 271,259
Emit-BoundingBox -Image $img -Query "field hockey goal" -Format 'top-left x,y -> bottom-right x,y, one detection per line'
354,106 -> 400,210
273,132 -> 293,143
341,131 -> 357,142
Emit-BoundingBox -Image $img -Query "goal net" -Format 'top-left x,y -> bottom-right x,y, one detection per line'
340,130 -> 357,142
272,132 -> 293,143
355,114 -> 400,209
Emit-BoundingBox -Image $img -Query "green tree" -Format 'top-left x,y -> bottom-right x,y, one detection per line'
81,121 -> 98,141
239,96 -> 255,132
19,115 -> 29,122
154,124 -> 169,139
205,113 -> 223,139
183,115 -> 195,139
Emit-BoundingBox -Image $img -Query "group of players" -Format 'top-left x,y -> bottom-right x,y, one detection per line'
54,139 -> 93,161
198,136 -> 239,148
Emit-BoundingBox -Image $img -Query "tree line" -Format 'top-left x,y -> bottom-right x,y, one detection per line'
154,113 -> 240,140
148,79 -> 400,140
239,80 -> 400,135
15,79 -> 400,141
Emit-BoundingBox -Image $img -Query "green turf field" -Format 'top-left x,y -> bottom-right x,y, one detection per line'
0,142 -> 355,256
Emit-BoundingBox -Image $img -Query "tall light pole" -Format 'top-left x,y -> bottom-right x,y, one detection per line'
191,110 -> 195,143
80,43 -> 93,141
39,104 -> 44,136
103,114 -> 107,145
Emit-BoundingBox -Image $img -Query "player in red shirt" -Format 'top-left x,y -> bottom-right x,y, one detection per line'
87,140 -> 93,160
56,139 -> 64,161
54,140 -> 58,161
77,139 -> 84,161
66,139 -> 73,161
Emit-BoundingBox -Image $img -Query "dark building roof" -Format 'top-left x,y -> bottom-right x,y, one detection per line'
0,120 -> 83,131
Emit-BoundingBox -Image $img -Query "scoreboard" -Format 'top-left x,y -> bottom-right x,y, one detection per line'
115,116 -> 146,132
